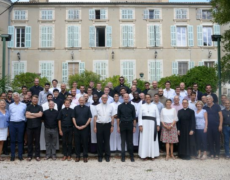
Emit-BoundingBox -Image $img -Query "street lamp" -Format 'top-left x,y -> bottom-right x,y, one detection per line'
0,34 -> 11,92
155,51 -> 158,81
139,72 -> 144,79
111,51 -> 114,60
17,52 -> 21,61
211,34 -> 222,104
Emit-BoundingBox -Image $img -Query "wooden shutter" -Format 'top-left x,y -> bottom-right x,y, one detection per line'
62,62 -> 68,83
79,62 -> 85,74
196,9 -> 202,19
172,62 -> 178,75
73,26 -> 80,47
100,9 -> 106,19
89,26 -> 95,47
198,61 -> 204,66
122,25 -> 128,47
170,25 -> 176,47
155,25 -> 161,46
8,26 -> 14,48
122,61 -> 135,85
47,26 -> 53,47
25,26 -> 31,48
128,9 -> 133,19
148,61 -> 161,82
154,9 -> 160,19
89,9 -> 95,20
197,25 -> 203,46
188,25 -> 194,47
189,61 -> 195,69
106,26 -> 112,47
148,25 -> 155,47
40,62 -> 54,82
12,61 -> 26,78
94,61 -> 108,80
128,25 -> 134,47
213,24 -> 221,46
143,9 -> 148,19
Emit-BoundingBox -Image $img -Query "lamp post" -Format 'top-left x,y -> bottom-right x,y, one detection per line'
154,51 -> 158,81
0,34 -> 11,92
211,34 -> 222,104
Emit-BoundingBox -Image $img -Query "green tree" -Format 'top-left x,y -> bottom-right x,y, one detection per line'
11,72 -> 49,93
158,75 -> 183,89
211,0 -> 230,83
0,76 -> 12,93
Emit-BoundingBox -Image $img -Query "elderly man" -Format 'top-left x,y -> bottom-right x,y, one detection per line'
203,95 -> 223,159
94,94 -> 115,162
171,95 -> 183,114
148,81 -> 158,99
117,94 -> 136,162
99,86 -> 114,104
222,100 -> 230,159
58,84 -> 69,101
72,97 -> 92,163
43,101 -> 59,160
220,95 -> 228,110
9,92 -> 27,161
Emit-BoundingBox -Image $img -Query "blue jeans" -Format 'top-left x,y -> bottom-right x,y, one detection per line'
223,126 -> 230,156
9,121 -> 25,158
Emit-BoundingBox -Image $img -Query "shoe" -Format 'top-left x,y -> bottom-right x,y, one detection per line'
62,156 -> 67,161
121,157 -> 125,162
75,158 -> 80,162
196,154 -> 201,159
201,154 -> 207,160
67,156 -> 71,161
27,157 -> 32,161
98,157 -> 102,162
52,156 -> 57,161
45,156 -> 50,160
18,157 -> 24,161
225,156 -> 230,160
83,158 -> 88,163
36,157 -> 40,162
10,157 -> 15,161
130,157 -> 135,162
105,157 -> 110,162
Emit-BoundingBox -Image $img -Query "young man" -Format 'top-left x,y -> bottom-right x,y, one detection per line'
99,86 -> 114,104
179,82 -> 187,98
142,82 -> 150,95
58,84 -> 69,101
193,83 -> 203,101
203,84 -> 218,104
163,81 -> 175,101
29,78 -> 43,96
188,92 -> 197,111
38,83 -> 51,105
53,89 -> 63,111
132,79 -> 141,94
147,81 -> 158,100
19,86 -> 28,101
114,76 -> 131,95
93,83 -> 104,99
5,90 -> 14,105
158,88 -> 167,106
76,85 -> 85,100
49,79 -> 61,93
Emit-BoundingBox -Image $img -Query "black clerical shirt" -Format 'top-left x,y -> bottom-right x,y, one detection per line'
43,109 -> 59,129
29,85 -> 43,96
117,102 -> 136,122
72,105 -> 92,126
26,104 -> 43,129
58,108 -> 73,127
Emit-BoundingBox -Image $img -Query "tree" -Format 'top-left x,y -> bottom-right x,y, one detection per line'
0,76 -> 11,94
158,75 -> 183,89
211,0 -> 230,83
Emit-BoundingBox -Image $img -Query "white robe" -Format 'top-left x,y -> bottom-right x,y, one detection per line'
131,100 -> 142,146
90,104 -> 98,143
40,102 -> 59,150
138,103 -> 160,158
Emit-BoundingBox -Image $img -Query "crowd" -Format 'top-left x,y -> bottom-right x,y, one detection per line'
0,76 -> 229,163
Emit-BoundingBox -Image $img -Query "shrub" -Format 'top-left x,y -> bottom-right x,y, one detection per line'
135,79 -> 146,91
0,76 -> 12,93
158,75 -> 183,89
101,75 -> 129,89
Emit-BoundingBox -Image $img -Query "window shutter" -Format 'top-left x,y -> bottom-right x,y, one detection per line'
197,25 -> 203,46
188,61 -> 195,69
12,62 -> 25,78
122,9 -> 127,19
79,62 -> 85,74
155,25 -> 161,47
8,26 -> 14,48
89,9 -> 95,20
213,24 -> 221,46
67,26 -> 72,47
128,9 -> 133,19
148,61 -> 155,82
156,61 -> 161,81
48,10 -> 53,20
188,25 -> 194,47
25,26 -> 31,48
89,26 -> 95,47
122,25 -> 128,47
62,62 -> 68,83
40,62 -> 53,82
196,9 -> 202,19
143,9 -> 148,19
41,26 -> 46,47
148,25 -> 155,47
128,25 -> 134,47
172,62 -> 178,75
154,9 -> 160,19
47,26 -> 53,47
106,26 -> 112,47
73,26 -> 79,47
176,9 -> 180,19
68,10 -> 73,19
198,61 -> 204,66
100,9 -> 106,19
170,25 -> 176,47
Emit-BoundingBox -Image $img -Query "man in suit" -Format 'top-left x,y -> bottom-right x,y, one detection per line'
193,83 -> 203,101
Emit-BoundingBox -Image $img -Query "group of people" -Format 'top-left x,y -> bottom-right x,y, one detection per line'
0,76 -> 229,163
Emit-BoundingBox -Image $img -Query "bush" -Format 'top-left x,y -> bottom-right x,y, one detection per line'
158,75 -> 183,89
11,72 -> 50,93
136,79 -> 146,91
0,76 -> 12,93
101,75 -> 129,89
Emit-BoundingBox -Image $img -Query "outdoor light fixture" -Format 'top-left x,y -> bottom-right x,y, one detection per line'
139,72 -> 144,78
71,51 -> 74,60
208,51 -> 212,59
155,51 -> 158,59
17,52 -> 21,61
111,51 -> 115,60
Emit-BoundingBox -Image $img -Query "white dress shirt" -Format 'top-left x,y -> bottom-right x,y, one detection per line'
189,100 -> 197,111
99,95 -> 114,104
180,90 -> 187,98
163,88 -> 175,101
95,103 -> 115,123
42,102 -> 58,111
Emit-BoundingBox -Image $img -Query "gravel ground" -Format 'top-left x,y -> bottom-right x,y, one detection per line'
0,156 -> 230,180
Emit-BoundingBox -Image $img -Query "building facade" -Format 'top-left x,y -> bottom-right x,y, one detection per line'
1,0 -> 225,89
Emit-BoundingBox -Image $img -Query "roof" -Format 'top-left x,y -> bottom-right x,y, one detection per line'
0,0 -> 12,5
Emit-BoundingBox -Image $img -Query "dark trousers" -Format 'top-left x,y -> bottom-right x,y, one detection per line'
223,126 -> 230,156
120,122 -> 134,158
208,125 -> 220,156
62,126 -> 73,157
27,127 -> 41,158
45,127 -> 58,157
9,121 -> 25,158
195,129 -> 207,152
3,138 -> 9,154
74,127 -> 89,158
96,122 -> 111,158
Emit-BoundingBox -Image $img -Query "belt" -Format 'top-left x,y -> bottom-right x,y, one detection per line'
45,127 -> 57,130
97,122 -> 111,125
10,121 -> 25,123
142,116 -> 157,141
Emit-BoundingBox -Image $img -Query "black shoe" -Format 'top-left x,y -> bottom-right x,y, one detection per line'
130,157 -> 135,162
10,157 -> 15,161
18,157 -> 24,161
121,157 -> 125,162
105,157 -> 110,162
3,151 -> 9,155
98,157 -> 102,162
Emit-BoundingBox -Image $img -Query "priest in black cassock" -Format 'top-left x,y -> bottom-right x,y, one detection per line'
177,99 -> 196,160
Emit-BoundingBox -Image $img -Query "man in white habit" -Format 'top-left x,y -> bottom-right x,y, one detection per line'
138,94 -> 160,159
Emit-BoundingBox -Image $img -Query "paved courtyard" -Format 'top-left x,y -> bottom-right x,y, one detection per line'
0,156 -> 230,180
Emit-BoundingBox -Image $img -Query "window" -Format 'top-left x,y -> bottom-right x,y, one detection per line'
121,60 -> 136,85
89,26 -> 112,47
41,10 -> 53,20
62,62 -> 85,83
177,26 -> 187,46
121,25 -> 135,47
89,9 -> 106,20
143,9 -> 160,20
178,61 -> 188,75
203,26 -> 212,46
121,9 -> 134,19
39,61 -> 54,82
204,61 -> 215,68
12,61 -> 26,78
14,10 -> 26,20
175,9 -> 187,19
40,25 -> 54,48
68,9 -> 80,20
67,25 -> 81,47
15,27 -> 25,48
148,25 -> 161,47
148,60 -> 162,82
202,10 -> 212,20
172,61 -> 194,75
93,61 -> 108,80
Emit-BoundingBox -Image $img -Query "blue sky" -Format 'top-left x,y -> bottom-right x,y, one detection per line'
11,0 -> 210,2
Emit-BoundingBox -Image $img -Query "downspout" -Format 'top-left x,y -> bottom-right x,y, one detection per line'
7,5 -> 13,77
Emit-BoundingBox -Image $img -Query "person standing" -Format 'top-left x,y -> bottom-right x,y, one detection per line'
147,81 -> 159,100
87,87 -> 94,104
174,86 -> 183,105
19,86 -> 28,101
26,95 -> 43,161
222,100 -> 230,159
114,76 -> 131,95
76,85 -> 85,100
142,82 -> 150,95
138,94 -> 160,159
179,82 -> 187,98
171,96 -> 183,114
99,86 -> 114,104
58,84 -> 69,101
0,100 -> 10,161
163,81 -> 175,101
193,83 -> 202,101
158,88 -> 167,106
203,95 -> 223,159
117,94 -> 136,162
107,82 -> 115,97
177,99 -> 196,160
160,99 -> 178,161
72,97 -> 92,163
53,89 -> 63,111
93,83 -> 104,99
195,101 -> 208,160
43,101 -> 59,160
220,95 -> 227,110
5,90 -> 14,105
29,78 -> 43,96
94,94 -> 115,162
203,84 -> 218,104
9,92 -> 27,161
188,92 -> 197,111
153,94 -> 164,113
70,88 -> 78,106
201,95 -> 207,107
132,79 -> 141,94
183,87 -> 192,101
49,79 -> 61,93
58,99 -> 73,161
38,83 -> 51,105
70,81 -> 80,94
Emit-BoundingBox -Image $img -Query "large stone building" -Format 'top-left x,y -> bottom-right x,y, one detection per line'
0,0 -> 229,96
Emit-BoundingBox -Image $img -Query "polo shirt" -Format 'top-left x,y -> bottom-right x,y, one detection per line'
222,109 -> 230,126
72,105 -> 92,126
26,104 -> 43,129
204,103 -> 221,127
30,85 -> 43,96
43,109 -> 59,129
57,108 -> 73,127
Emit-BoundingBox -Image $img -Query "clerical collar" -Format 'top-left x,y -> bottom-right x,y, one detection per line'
183,108 -> 188,110
49,109 -> 53,111
97,90 -> 101,92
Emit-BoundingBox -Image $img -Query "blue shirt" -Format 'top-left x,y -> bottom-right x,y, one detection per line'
152,101 -> 164,113
0,110 -> 10,128
9,102 -> 26,122
203,103 -> 221,127
195,109 -> 206,129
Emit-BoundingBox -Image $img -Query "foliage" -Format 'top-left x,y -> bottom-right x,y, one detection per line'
0,76 -> 12,94
68,70 -> 101,89
101,75 -> 123,89
211,0 -> 230,83
135,79 -> 146,91
11,72 -> 49,93
158,75 -> 183,89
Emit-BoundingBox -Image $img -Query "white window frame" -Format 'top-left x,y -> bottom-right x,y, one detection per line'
202,9 -> 212,20
39,24 -> 55,48
40,9 -> 55,20
66,8 -> 81,20
66,24 -> 81,48
120,60 -> 136,86
175,8 -> 189,19
200,59 -> 217,67
39,61 -> 54,82
93,60 -> 109,80
14,26 -> 25,48
175,59 -> 191,76
202,26 -> 213,47
120,8 -> 135,20
148,59 -> 163,82
12,61 -> 27,79
176,26 -> 187,47
146,8 -> 161,19
13,10 -> 27,20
